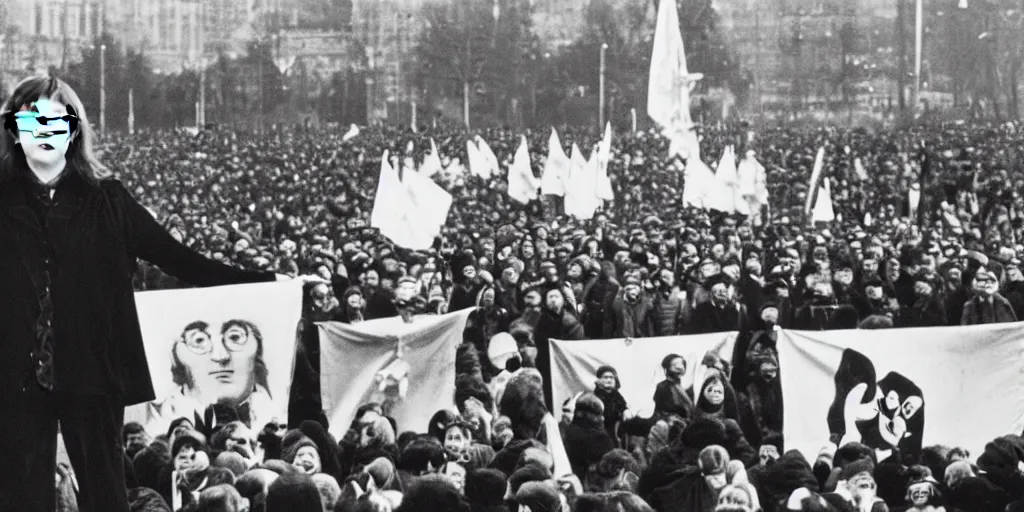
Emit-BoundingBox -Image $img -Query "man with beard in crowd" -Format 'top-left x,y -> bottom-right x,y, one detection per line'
604,276 -> 655,339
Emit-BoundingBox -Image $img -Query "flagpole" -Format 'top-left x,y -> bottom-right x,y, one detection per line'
599,43 -> 607,128
913,0 -> 923,117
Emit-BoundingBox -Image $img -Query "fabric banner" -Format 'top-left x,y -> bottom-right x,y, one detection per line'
778,323 -> 1024,465
549,333 -> 736,421
124,281 -> 304,437
318,309 -> 474,440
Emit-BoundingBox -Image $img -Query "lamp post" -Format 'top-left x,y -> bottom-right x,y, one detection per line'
599,43 -> 608,128
99,44 -> 106,137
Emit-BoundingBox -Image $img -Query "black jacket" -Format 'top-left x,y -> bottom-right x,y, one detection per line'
0,174 -> 274,405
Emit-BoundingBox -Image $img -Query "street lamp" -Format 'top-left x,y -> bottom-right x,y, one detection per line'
599,43 -> 608,127
99,44 -> 106,137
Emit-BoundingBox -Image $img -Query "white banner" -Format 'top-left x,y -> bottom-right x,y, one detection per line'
549,333 -> 736,421
125,281 -> 304,437
318,309 -> 474,440
779,323 -> 1024,464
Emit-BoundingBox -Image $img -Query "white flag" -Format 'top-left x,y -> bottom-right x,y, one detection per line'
342,124 -> 360,142
854,157 -> 869,181
706,145 -> 739,213
508,135 -> 540,204
467,139 -> 488,179
812,177 -> 836,223
648,0 -> 701,160
420,138 -> 443,178
804,147 -> 826,220
402,169 -> 453,248
682,154 -> 715,209
476,135 -> 499,178
542,128 -> 570,196
564,144 -> 599,220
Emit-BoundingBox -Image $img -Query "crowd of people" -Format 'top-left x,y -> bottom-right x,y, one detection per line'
66,119 -> 1024,512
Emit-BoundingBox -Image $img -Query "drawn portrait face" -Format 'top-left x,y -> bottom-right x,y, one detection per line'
172,320 -> 268,407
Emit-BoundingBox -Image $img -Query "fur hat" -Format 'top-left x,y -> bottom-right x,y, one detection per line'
705,273 -> 734,290
594,365 -> 621,389
282,435 -> 319,465
760,450 -> 819,502
977,435 -> 1024,474
171,430 -> 206,458
465,469 -> 508,510
265,473 -> 323,512
680,416 -> 729,450
515,481 -> 561,512
838,458 -> 875,482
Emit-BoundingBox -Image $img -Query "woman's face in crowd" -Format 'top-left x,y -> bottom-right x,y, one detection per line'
480,288 -> 496,307
545,290 -> 564,312
174,445 -> 197,471
598,371 -> 616,390
703,379 -> 725,405
347,293 -> 363,309
293,446 -> 322,474
834,268 -> 854,285
718,487 -> 751,508
444,427 -> 470,455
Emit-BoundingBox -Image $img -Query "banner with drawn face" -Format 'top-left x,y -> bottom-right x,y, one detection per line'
124,282 -> 304,440
779,323 -> 1024,465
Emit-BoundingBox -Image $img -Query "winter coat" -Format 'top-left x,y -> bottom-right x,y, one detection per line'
690,300 -> 747,334
560,421 -> 616,479
0,174 -> 274,405
650,291 -> 686,336
961,294 -> 1018,325
603,293 -> 655,339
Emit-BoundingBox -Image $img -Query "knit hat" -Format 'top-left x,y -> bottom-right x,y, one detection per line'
213,451 -> 248,478
282,435 -> 320,464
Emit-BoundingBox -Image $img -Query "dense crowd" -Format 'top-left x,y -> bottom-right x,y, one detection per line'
63,120 -> 1024,512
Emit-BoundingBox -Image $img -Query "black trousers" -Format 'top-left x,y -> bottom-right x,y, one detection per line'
0,384 -> 128,512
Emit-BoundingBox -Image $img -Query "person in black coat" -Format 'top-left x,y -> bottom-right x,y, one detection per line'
560,393 -> 615,479
0,77 -> 307,512
689,273 -> 748,334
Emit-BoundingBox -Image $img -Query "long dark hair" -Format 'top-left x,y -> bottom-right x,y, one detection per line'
0,75 -> 110,184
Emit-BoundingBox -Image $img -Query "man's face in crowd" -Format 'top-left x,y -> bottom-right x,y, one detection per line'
700,262 -> 719,280
347,293 -> 363,309
745,258 -> 762,276
834,268 -> 854,286
545,289 -> 564,312
224,425 -> 253,453
886,260 -> 901,281
363,270 -> 380,288
567,262 -> 583,280
544,267 -> 559,283
293,446 -> 322,474
914,280 -> 933,297
521,243 -> 535,259
947,268 -> 962,284
711,283 -> 730,303
125,432 -> 149,457
659,269 -> 675,289
311,283 -> 334,312
862,258 -> 879,275
501,267 -> 519,285
175,321 -> 260,405
758,445 -> 780,467
711,244 -> 725,260
1008,266 -> 1024,282
463,265 -> 477,280
624,283 -> 641,302
524,290 -> 541,308
383,257 -> 400,275
396,280 -> 418,302
667,357 -> 685,378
